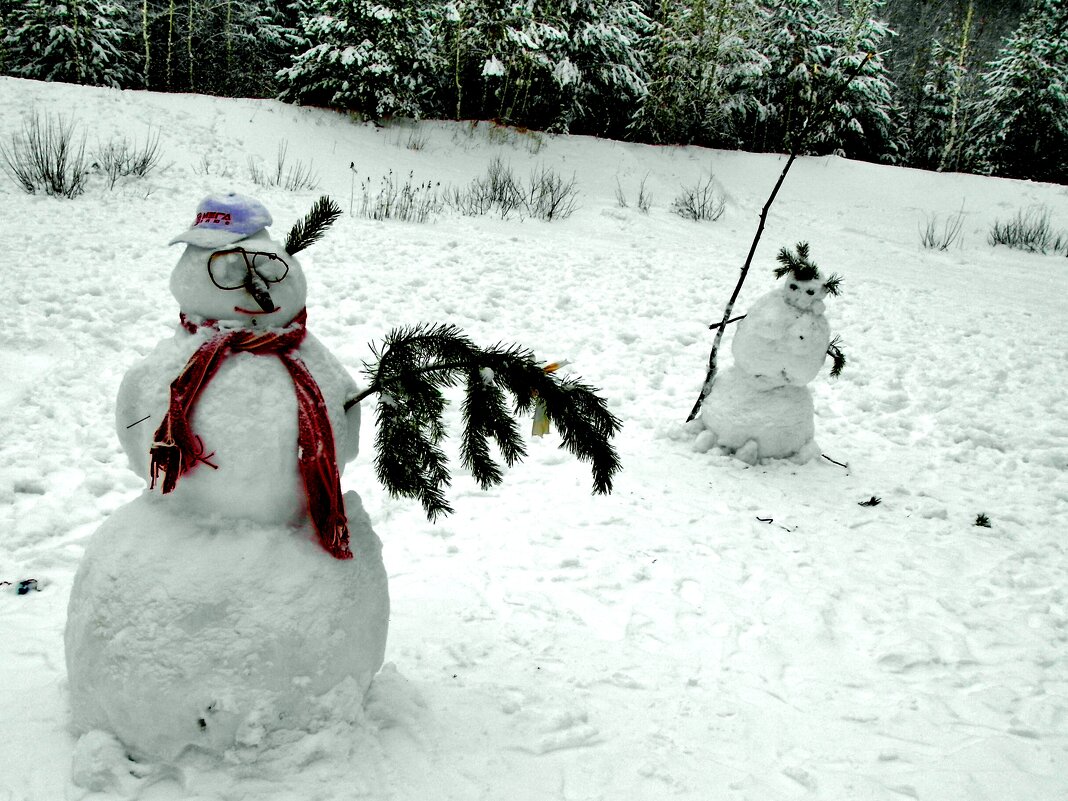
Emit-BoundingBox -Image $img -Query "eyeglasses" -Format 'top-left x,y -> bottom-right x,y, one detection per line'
207,248 -> 289,290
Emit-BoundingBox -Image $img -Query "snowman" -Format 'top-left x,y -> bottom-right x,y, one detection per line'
696,242 -> 842,464
65,193 -> 389,772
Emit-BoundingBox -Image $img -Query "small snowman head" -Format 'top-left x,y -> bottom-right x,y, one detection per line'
168,193 -> 307,329
773,242 -> 841,312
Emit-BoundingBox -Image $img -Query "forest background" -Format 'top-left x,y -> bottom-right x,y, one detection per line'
0,0 -> 1064,185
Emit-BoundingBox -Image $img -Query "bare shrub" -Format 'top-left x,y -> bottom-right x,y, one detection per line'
447,157 -> 524,218
0,113 -> 89,198
406,129 -> 430,151
615,173 -> 653,213
193,154 -> 234,178
248,140 -> 319,191
356,169 -> 443,223
95,129 -> 163,189
636,174 -> 652,213
523,164 -> 578,221
448,158 -> 577,221
919,206 -> 966,251
672,174 -> 725,221
988,206 -> 1067,255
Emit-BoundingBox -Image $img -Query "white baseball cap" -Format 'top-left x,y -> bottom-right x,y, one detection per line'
169,192 -> 273,248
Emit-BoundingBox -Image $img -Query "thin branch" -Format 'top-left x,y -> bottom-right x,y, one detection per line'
708,314 -> 747,331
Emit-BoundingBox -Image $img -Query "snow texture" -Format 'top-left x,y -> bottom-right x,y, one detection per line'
1,77 -> 1067,801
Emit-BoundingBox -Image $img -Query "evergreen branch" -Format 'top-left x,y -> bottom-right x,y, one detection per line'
373,396 -> 453,519
285,195 -> 342,255
356,324 -> 622,518
461,365 -> 525,489
775,241 -> 821,281
827,335 -> 846,378
823,274 -> 843,296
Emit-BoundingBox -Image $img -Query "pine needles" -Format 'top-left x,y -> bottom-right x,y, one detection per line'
827,335 -> 847,378
361,324 -> 621,520
775,242 -> 842,295
286,196 -> 343,255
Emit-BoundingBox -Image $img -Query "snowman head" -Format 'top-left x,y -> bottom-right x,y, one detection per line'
168,193 -> 307,328
773,241 -> 842,312
782,276 -> 828,311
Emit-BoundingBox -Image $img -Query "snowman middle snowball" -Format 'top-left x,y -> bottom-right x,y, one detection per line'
118,195 -> 362,541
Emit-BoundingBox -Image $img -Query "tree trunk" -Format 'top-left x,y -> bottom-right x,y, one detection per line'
142,0 -> 151,88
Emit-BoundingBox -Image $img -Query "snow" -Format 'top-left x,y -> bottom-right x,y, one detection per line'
698,281 -> 833,462
2,76 -> 1067,800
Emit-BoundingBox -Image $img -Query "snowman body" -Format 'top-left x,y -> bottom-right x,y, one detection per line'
700,281 -> 830,464
65,211 -> 389,764
116,325 -> 360,524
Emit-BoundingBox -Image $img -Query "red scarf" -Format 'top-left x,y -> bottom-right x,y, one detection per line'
149,309 -> 352,560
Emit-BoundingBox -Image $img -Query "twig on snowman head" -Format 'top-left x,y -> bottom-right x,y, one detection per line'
285,196 -> 342,255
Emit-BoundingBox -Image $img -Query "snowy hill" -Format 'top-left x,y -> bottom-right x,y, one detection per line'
1,76 -> 1066,800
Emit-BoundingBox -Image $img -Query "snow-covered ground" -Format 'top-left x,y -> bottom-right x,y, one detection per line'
1,76 -> 1066,801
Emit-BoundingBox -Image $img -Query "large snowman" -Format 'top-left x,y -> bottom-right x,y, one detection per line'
65,193 -> 389,770
697,242 -> 842,464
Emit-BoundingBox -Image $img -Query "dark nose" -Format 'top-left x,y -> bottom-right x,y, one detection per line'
243,268 -> 276,313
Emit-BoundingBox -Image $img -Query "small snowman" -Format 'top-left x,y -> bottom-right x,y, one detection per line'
697,242 -> 843,464
65,193 -> 389,769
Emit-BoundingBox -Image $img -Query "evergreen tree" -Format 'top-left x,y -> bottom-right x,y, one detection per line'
3,0 -> 134,87
136,0 -> 291,96
968,0 -> 1068,183
280,0 -> 437,118
442,0 -> 561,125
547,0 -> 651,136
909,15 -> 981,174
741,0 -> 902,161
834,0 -> 904,162
0,0 -> 13,74
631,0 -> 767,147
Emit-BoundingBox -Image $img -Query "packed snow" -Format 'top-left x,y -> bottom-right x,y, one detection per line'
697,272 -> 835,462
1,76 -> 1067,801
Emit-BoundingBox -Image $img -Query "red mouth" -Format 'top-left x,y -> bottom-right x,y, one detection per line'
234,306 -> 279,315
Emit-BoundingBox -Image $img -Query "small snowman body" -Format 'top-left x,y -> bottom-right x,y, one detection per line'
698,254 -> 838,464
65,195 -> 389,765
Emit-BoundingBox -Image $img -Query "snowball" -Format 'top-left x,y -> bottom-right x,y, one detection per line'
116,330 -> 360,523
700,365 -> 816,462
731,289 -> 830,387
64,490 -> 389,763
70,730 -> 129,792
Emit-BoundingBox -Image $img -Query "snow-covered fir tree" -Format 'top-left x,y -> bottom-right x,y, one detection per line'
280,0 -> 437,118
741,0 -> 902,161
630,0 -> 767,147
908,21 -> 980,174
0,0 -> 13,74
133,0 -> 291,95
441,0 -> 562,125
968,0 -> 1068,183
547,0 -> 651,135
833,0 -> 904,162
2,0 -> 133,87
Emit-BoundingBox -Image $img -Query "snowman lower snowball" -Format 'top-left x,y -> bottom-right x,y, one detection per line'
696,243 -> 843,464
64,194 -> 389,766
